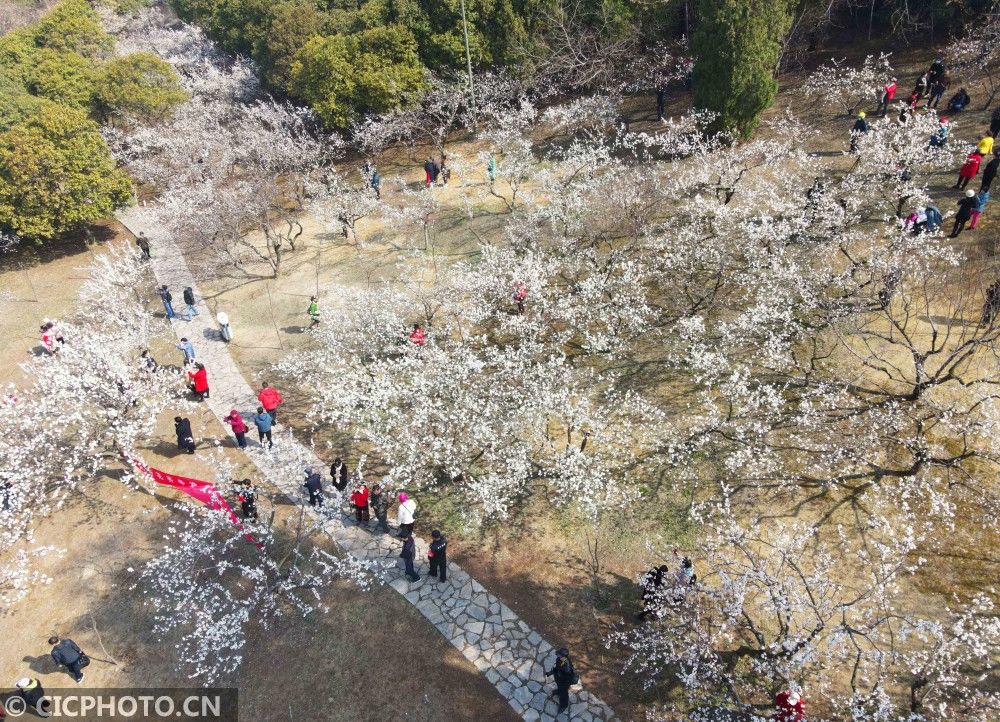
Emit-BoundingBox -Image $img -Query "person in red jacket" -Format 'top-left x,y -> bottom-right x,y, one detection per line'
257,382 -> 283,424
512,282 -> 528,314
223,409 -> 248,448
956,151 -> 983,190
775,689 -> 805,722
188,363 -> 210,400
878,77 -> 897,116
409,323 -> 426,347
350,483 -> 370,525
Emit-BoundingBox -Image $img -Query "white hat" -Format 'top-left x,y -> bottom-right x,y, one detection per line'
16,677 -> 31,688
967,189 -> 976,197
216,311 -> 229,325
787,691 -> 801,705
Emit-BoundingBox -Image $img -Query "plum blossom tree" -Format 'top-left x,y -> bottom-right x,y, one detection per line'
801,53 -> 895,116
944,3 -> 1000,110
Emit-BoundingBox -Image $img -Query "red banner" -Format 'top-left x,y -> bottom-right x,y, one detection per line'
131,460 -> 262,548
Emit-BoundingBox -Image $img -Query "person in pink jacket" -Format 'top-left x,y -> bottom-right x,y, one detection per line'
223,409 -> 248,448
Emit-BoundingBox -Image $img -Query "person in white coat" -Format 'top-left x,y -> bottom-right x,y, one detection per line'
396,492 -> 417,538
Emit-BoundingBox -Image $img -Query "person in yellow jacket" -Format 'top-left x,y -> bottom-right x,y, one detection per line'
978,135 -> 995,156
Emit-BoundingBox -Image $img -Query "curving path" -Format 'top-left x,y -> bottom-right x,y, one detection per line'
118,209 -> 617,722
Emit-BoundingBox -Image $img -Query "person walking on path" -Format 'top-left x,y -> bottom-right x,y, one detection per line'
878,78 -> 897,116
950,190 -> 978,237
970,188 -> 991,229
330,457 -> 349,492
188,363 -> 210,400
350,482 -> 370,525
850,112 -> 869,153
174,416 -> 196,454
981,280 -> 1000,325
775,690 -> 806,722
307,296 -> 320,327
258,382 -> 283,425
303,467 -> 323,507
223,409 -> 248,448
157,285 -> 175,319
981,152 -> 998,192
545,647 -> 578,715
236,478 -> 258,519
400,531 -> 420,582
253,407 -> 273,448
428,529 -> 448,582
182,286 -> 199,322
136,232 -> 151,259
371,483 -> 391,533
978,134 -> 995,157
635,564 -> 669,621
49,636 -> 88,683
956,151 -> 983,190
176,337 -> 195,365
396,492 -> 417,537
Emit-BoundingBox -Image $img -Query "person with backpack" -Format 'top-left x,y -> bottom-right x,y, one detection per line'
400,531 -> 420,582
303,467 -> 323,507
950,190 -> 978,237
157,285 -> 175,319
223,409 -> 248,448
182,287 -> 199,321
545,647 -> 578,714
253,407 -> 273,448
428,529 -> 448,582
49,636 -> 88,683
174,416 -> 196,454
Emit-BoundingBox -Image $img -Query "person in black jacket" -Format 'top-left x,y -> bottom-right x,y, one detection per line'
400,532 -> 420,582
371,483 -> 390,533
236,479 -> 258,519
546,647 -> 577,714
15,677 -> 51,713
635,564 -> 669,621
303,468 -> 323,507
951,189 -> 978,237
981,152 -> 999,192
428,530 -> 448,582
850,112 -> 868,153
991,106 -> 1000,138
182,286 -> 199,321
174,416 -> 195,454
49,636 -> 87,683
330,458 -> 349,492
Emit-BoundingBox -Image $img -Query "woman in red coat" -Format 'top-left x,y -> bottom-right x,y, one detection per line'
188,363 -> 210,400
350,484 -> 370,524
223,409 -> 247,448
409,323 -> 426,347
956,151 -> 983,190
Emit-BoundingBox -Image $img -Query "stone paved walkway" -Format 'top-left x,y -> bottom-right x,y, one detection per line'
118,209 -> 617,722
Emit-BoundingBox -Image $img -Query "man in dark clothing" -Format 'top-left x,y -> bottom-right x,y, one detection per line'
947,87 -> 970,113
15,677 -> 51,713
428,529 -> 448,582
431,160 -> 441,185
400,532 -> 420,582
635,564 -> 669,621
49,636 -> 87,683
303,468 -> 323,507
174,416 -> 195,454
157,285 -> 175,319
371,483 -> 391,533
981,152 -> 999,192
950,190 -> 978,237
330,458 -> 349,492
981,280 -> 1000,326
546,647 -> 577,714
236,479 -> 258,519
136,233 -> 151,259
850,113 -> 868,153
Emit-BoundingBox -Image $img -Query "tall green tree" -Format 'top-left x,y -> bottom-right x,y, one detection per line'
95,53 -> 188,123
0,105 -> 133,241
692,0 -> 793,138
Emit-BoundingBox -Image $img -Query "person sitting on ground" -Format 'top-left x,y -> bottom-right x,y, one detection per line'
928,117 -> 950,147
977,134 -> 995,157
140,349 -> 158,372
947,87 -> 971,112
